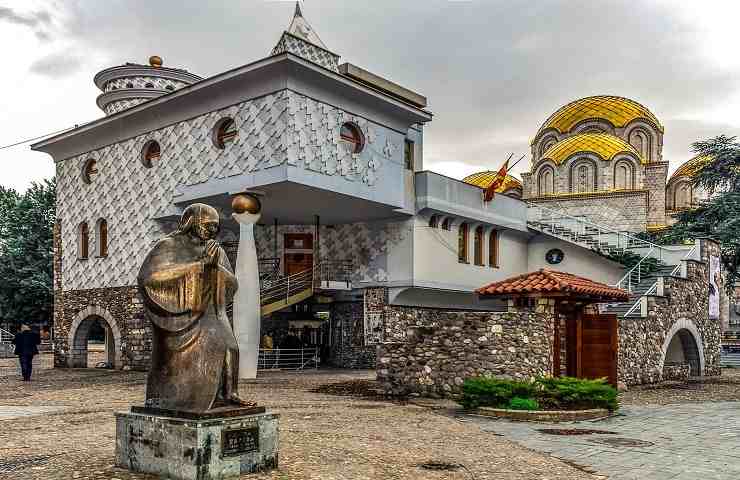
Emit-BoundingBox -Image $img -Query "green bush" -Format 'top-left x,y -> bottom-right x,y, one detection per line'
536,376 -> 618,412
460,376 -> 618,412
460,377 -> 536,410
507,397 -> 539,411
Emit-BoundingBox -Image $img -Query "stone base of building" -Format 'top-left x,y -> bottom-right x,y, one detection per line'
115,408 -> 279,480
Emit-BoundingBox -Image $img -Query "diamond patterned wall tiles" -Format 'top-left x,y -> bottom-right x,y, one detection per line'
57,90 -> 401,291
103,76 -> 190,92
272,33 -> 340,72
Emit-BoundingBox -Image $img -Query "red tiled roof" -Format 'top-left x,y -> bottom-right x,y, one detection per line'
477,269 -> 630,301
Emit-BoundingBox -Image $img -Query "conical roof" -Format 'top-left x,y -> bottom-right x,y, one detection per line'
286,2 -> 329,50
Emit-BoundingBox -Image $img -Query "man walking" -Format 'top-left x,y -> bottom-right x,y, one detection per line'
12,324 -> 40,381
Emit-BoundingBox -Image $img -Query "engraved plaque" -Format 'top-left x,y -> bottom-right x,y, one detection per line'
222,427 -> 259,456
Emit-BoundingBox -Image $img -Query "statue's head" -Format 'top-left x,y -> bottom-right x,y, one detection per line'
178,203 -> 220,241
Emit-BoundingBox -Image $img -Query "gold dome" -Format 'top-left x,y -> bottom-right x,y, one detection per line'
670,154 -> 713,182
534,95 -> 663,142
149,55 -> 163,67
463,171 -> 522,193
541,133 -> 645,165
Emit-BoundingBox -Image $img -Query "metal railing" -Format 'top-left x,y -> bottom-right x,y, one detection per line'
257,348 -> 319,370
0,328 -> 14,343
526,202 -> 667,261
623,245 -> 698,317
261,268 -> 315,307
258,257 -> 281,282
614,245 -> 656,293
315,260 -> 353,289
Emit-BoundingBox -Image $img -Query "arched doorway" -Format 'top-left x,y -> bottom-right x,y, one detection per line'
67,306 -> 122,369
664,329 -> 701,376
661,319 -> 704,377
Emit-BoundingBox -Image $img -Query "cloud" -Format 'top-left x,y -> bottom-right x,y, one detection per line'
29,52 -> 83,78
0,6 -> 49,27
0,6 -> 53,41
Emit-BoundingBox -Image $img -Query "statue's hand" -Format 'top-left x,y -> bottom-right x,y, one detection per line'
204,240 -> 221,266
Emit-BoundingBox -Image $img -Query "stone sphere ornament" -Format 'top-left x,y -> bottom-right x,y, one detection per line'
232,193 -> 261,215
149,55 -> 163,67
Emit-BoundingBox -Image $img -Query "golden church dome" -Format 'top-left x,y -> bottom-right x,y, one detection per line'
541,133 -> 645,165
534,95 -> 663,142
669,154 -> 713,182
463,171 -> 522,192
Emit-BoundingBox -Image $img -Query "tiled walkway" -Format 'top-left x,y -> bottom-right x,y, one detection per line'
468,402 -> 740,480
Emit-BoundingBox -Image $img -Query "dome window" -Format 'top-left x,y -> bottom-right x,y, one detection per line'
145,82 -> 154,88
213,118 -> 237,149
340,122 -> 365,154
165,84 -> 174,91
126,82 -> 134,88
141,140 -> 161,168
82,158 -> 98,184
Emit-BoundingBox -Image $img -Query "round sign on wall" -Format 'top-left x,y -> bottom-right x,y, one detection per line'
546,248 -> 564,265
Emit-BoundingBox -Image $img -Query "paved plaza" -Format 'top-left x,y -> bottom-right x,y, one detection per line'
1,364 -> 740,479
468,401 -> 740,480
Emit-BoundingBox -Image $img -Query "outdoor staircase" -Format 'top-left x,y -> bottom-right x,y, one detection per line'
526,203 -> 694,317
259,260 -> 353,316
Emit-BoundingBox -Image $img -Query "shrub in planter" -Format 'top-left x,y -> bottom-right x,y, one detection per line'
536,376 -> 618,412
460,377 -> 536,409
460,376 -> 619,412
507,397 -> 539,411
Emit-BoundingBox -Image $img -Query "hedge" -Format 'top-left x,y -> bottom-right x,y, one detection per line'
460,376 -> 618,412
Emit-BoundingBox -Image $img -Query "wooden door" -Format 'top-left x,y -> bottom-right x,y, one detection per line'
580,313 -> 618,387
284,233 -> 314,275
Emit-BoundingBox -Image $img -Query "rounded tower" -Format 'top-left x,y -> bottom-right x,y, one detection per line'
93,56 -> 202,115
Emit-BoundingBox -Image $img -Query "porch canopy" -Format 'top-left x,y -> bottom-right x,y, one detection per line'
476,268 -> 629,304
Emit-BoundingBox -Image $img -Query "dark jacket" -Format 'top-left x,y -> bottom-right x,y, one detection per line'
13,330 -> 40,357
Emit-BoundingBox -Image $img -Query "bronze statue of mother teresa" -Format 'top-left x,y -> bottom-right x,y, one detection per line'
137,203 -> 246,413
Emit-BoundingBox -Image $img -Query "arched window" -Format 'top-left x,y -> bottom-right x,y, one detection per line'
82,159 -> 98,184
126,82 -> 134,88
538,167 -> 554,196
458,223 -> 469,263
78,222 -> 89,259
474,226 -> 484,266
489,230 -> 499,268
614,161 -> 633,190
675,182 -> 692,209
570,160 -> 597,193
145,82 -> 154,88
165,84 -> 174,91
539,136 -> 557,157
429,215 -> 440,228
441,218 -> 451,231
629,128 -> 651,162
340,122 -> 365,154
96,219 -> 108,257
141,140 -> 160,168
213,118 -> 237,149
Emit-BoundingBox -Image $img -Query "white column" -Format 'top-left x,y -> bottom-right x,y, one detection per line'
232,211 -> 262,379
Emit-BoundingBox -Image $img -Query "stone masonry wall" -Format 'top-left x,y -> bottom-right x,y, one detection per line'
377,300 -> 555,398
644,162 -> 668,227
54,286 -> 150,371
618,239 -> 722,384
528,190 -> 648,232
328,300 -> 376,369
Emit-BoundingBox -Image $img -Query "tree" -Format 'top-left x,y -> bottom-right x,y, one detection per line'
0,178 -> 55,332
660,136 -> 740,290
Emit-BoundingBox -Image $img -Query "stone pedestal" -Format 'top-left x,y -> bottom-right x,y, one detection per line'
115,407 -> 279,480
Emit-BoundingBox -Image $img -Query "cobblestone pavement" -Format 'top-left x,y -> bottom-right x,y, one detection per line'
467,402 -> 740,480
0,368 -> 597,480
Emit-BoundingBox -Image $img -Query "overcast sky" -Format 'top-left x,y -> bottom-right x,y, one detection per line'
1,0 -> 739,191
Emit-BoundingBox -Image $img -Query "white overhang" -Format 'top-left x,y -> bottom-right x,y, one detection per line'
32,53 -> 433,160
